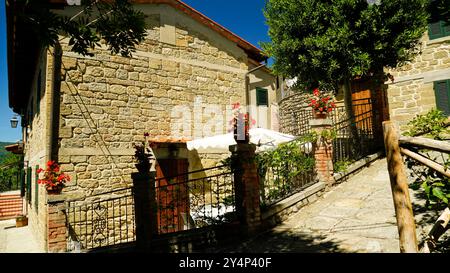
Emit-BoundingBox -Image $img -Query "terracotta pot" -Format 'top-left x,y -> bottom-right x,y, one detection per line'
46,185 -> 63,195
16,216 -> 28,227
313,110 -> 327,119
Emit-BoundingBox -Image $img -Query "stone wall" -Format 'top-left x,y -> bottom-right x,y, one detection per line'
386,33 -> 450,131
278,92 -> 312,136
55,4 -> 254,200
23,48 -> 55,251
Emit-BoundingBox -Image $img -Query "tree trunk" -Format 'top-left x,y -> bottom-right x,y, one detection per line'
341,79 -> 360,156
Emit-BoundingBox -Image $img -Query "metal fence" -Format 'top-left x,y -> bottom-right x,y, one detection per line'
332,108 -> 376,165
65,187 -> 135,252
155,165 -> 236,234
258,140 -> 317,207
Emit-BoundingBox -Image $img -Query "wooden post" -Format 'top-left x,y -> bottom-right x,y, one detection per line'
382,121 -> 418,253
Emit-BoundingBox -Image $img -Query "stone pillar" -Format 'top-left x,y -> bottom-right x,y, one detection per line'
229,143 -> 261,235
47,196 -> 67,253
132,171 -> 157,251
309,119 -> 335,187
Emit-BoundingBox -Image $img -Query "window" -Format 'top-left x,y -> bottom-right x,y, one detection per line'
26,167 -> 32,204
256,87 -> 268,106
428,20 -> 450,40
434,79 -> 450,115
34,165 -> 39,211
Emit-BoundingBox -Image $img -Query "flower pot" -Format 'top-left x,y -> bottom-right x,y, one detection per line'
16,216 -> 28,227
313,111 -> 328,119
46,185 -> 63,195
135,163 -> 151,173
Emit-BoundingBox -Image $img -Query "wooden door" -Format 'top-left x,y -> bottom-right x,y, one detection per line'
155,159 -> 189,233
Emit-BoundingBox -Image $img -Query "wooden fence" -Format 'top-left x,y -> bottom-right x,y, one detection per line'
383,121 -> 450,253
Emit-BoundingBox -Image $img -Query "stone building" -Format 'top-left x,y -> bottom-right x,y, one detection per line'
6,0 -> 278,251
386,15 -> 450,130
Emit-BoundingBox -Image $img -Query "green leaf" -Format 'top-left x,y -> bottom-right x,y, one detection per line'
432,187 -> 446,200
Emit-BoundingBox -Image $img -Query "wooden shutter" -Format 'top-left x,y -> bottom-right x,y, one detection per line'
256,87 -> 268,106
429,20 -> 450,40
34,165 -> 39,211
434,80 -> 450,115
429,21 -> 443,40
26,167 -> 32,204
20,168 -> 25,197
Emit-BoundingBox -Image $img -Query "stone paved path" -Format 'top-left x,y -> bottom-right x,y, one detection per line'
0,219 -> 43,253
212,158 -> 403,253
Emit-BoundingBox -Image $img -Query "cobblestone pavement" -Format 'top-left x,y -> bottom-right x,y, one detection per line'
0,219 -> 43,253
212,158 -> 405,253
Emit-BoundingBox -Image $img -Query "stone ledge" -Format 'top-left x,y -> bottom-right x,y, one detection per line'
309,119 -> 333,127
261,182 -> 326,220
333,151 -> 384,182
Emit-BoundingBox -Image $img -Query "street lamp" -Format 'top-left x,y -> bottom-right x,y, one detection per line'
10,115 -> 19,128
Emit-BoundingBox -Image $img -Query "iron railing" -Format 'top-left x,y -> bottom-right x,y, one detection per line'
155,165 -> 235,234
280,98 -> 372,138
332,108 -> 376,165
65,187 -> 135,252
258,141 -> 317,207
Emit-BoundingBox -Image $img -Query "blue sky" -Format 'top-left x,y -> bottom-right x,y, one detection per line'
0,0 -> 270,143
0,1 -> 21,143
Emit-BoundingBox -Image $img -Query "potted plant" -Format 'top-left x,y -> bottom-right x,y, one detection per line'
37,161 -> 70,194
308,88 -> 336,118
134,132 -> 154,173
16,215 -> 28,227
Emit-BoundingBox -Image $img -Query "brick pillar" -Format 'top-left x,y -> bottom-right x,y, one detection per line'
47,196 -> 67,253
309,119 -> 335,187
229,143 -> 261,235
132,171 -> 157,251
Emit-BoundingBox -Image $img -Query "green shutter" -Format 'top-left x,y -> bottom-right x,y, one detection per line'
20,168 -> 25,197
429,20 -> 450,40
256,87 -> 268,106
26,167 -> 32,204
434,80 -> 450,116
34,165 -> 39,211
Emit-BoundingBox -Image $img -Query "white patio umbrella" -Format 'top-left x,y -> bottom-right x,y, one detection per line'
186,128 -> 312,153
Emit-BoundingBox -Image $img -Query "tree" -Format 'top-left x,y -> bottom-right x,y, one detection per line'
0,153 -> 22,192
262,0 -> 429,131
16,0 -> 147,57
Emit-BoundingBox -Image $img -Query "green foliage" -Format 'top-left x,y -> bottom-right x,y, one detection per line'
17,0 -> 146,57
334,158 -> 353,173
0,152 -> 22,193
407,157 -> 450,208
404,109 -> 449,139
404,109 -> 450,208
262,0 -> 429,91
256,137 -> 315,179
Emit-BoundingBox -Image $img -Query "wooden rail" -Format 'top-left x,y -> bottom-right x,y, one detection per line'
382,121 -> 418,253
383,121 -> 450,253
